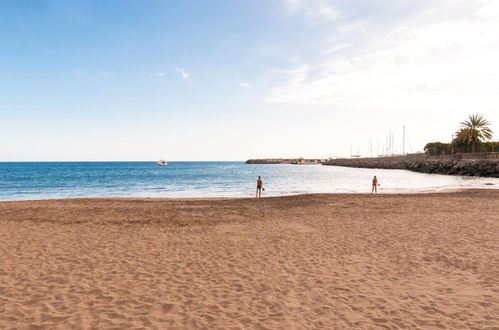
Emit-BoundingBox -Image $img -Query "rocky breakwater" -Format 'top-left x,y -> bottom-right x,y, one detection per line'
324,154 -> 499,178
245,158 -> 297,164
246,158 -> 324,164
405,159 -> 499,177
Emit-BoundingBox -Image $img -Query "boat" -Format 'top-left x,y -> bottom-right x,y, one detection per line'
157,159 -> 168,166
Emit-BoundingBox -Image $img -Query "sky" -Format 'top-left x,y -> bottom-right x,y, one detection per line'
1,0 -> 498,161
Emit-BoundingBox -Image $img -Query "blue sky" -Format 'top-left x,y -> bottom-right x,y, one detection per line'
1,0 -> 498,160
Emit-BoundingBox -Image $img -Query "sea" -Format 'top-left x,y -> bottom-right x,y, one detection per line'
0,161 -> 497,201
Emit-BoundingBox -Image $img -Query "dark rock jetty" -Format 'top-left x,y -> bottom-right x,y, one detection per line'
324,153 -> 499,178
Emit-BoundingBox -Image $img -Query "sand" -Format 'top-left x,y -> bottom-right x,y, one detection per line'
0,190 -> 498,329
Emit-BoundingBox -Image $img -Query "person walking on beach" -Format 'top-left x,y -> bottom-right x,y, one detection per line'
372,176 -> 379,194
256,176 -> 264,198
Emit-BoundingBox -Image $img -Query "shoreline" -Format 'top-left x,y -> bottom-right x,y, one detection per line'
324,154 -> 499,177
1,187 -> 498,203
3,162 -> 498,203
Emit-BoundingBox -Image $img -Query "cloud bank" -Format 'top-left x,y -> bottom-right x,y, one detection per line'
268,0 -> 499,113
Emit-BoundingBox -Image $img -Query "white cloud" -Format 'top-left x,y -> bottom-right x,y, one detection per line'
239,82 -> 251,89
283,0 -> 341,24
175,67 -> 191,80
268,0 -> 499,113
321,43 -> 351,55
149,72 -> 166,78
337,22 -> 364,34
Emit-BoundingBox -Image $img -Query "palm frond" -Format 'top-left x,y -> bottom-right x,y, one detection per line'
458,114 -> 494,144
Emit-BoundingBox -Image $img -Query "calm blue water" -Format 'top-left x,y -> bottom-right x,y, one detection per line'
0,162 -> 497,201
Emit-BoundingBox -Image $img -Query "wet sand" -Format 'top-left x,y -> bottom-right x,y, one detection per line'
0,190 -> 498,328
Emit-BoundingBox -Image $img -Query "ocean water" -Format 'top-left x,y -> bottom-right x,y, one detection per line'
0,162 -> 497,201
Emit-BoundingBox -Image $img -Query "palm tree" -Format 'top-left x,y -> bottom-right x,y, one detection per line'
458,114 -> 493,153
454,128 -> 473,152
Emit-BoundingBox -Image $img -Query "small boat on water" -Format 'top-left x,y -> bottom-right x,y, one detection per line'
157,159 -> 168,166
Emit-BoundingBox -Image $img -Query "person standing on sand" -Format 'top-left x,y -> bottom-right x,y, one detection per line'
256,176 -> 264,198
372,176 -> 379,194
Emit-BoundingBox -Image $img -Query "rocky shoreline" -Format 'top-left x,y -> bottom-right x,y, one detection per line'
246,158 -> 324,164
246,153 -> 499,177
245,158 -> 297,164
324,154 -> 499,178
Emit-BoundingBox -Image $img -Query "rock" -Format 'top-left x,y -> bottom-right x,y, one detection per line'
324,156 -> 499,178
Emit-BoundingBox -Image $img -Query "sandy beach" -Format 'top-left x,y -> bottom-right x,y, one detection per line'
0,190 -> 498,329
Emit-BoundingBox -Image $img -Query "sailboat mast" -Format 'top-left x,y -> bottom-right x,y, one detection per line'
403,125 -> 405,155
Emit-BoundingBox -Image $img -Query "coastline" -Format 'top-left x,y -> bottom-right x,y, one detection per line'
245,153 -> 499,178
1,186 -> 498,203
2,161 -> 498,201
324,153 -> 499,177
1,189 -> 498,328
